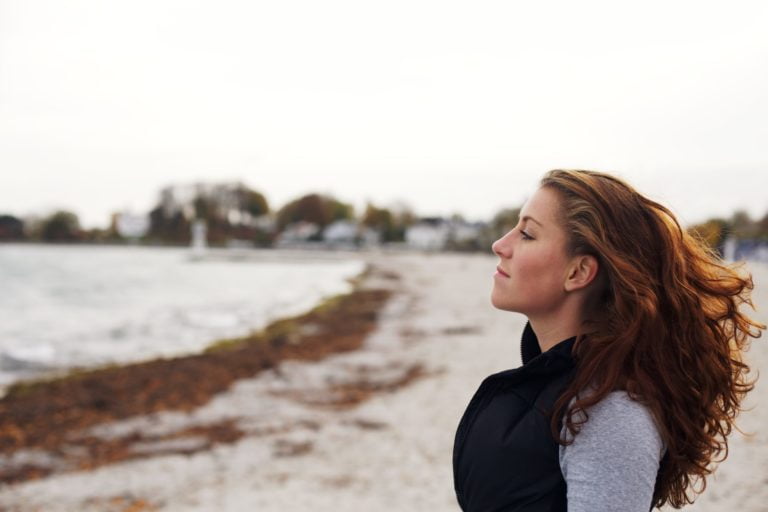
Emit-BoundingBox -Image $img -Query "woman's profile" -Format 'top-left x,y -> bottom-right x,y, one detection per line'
452,169 -> 765,511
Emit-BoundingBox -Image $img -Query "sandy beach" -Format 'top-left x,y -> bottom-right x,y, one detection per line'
1,252 -> 766,511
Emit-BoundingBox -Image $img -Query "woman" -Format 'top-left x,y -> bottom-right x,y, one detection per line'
453,170 -> 764,512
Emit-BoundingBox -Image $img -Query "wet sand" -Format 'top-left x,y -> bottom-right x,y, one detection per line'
0,252 -> 765,511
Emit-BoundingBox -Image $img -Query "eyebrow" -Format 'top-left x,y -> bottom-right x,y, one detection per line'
521,215 -> 543,227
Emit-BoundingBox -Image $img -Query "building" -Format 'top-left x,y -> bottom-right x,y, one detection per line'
323,220 -> 358,246
405,217 -> 451,250
115,212 -> 150,239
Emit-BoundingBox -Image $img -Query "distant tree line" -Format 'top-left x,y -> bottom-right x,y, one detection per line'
0,183 -> 417,246
688,210 -> 768,256
2,185 -> 766,255
0,211 -> 86,242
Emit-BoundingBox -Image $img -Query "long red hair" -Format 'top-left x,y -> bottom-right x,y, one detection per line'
541,169 -> 765,508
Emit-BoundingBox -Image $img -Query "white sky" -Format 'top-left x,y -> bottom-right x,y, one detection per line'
1,0 -> 767,229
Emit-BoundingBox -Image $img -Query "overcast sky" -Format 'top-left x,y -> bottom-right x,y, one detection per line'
1,0 -> 767,229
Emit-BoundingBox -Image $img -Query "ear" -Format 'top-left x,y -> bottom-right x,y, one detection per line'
564,254 -> 599,292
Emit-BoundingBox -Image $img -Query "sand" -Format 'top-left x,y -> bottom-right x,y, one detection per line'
1,252 -> 766,511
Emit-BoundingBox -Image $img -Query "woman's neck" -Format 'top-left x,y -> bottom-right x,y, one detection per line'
528,317 -> 582,352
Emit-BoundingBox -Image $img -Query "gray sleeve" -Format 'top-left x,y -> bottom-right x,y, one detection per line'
558,391 -> 665,512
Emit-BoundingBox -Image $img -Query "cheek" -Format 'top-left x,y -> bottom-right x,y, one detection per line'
509,249 -> 567,299
514,250 -> 561,280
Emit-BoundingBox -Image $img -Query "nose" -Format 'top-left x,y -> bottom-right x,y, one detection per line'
492,230 -> 513,258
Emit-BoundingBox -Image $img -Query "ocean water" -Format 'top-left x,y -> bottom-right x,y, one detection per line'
0,244 -> 366,390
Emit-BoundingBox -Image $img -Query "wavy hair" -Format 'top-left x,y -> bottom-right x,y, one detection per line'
541,169 -> 765,508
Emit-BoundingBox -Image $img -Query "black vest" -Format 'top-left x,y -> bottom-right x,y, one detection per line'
453,323 -> 577,512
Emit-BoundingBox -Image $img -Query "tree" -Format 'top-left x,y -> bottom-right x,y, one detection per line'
146,205 -> 191,244
492,207 -> 521,235
758,212 -> 768,241
730,210 -> 757,239
327,198 -> 354,222
147,205 -> 168,241
0,214 -> 24,241
361,203 -> 396,242
276,193 -> 352,231
237,186 -> 269,218
193,195 -> 213,221
385,201 -> 417,242
40,210 -> 81,242
167,211 -> 191,244
688,218 -> 728,256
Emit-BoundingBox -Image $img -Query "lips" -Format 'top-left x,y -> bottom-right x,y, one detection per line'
496,266 -> 510,277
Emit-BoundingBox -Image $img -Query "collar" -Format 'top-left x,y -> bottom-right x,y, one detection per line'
520,320 -> 577,366
484,322 -> 577,384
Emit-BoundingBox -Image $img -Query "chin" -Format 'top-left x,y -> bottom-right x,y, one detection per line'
490,293 -> 519,313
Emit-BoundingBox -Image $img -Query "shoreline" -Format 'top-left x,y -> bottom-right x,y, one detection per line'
0,261 -> 413,485
0,247 -> 371,398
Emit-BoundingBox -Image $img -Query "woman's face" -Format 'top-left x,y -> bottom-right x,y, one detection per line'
491,186 -> 573,316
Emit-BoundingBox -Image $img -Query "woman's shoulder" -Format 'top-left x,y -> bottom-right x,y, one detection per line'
582,390 -> 658,428
559,390 -> 666,464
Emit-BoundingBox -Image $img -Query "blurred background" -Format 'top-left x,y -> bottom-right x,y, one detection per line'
1,1 -> 767,511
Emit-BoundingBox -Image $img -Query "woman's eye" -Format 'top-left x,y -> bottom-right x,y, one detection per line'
520,230 -> 534,241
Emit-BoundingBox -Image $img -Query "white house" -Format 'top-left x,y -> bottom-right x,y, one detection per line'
323,220 -> 358,245
449,220 -> 484,245
359,226 -> 382,247
116,212 -> 150,239
405,218 -> 451,250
